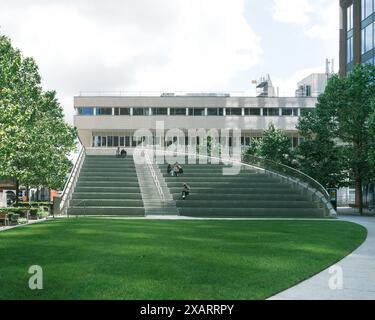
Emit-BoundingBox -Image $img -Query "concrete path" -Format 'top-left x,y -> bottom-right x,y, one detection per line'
0,218 -> 48,232
269,215 -> 375,300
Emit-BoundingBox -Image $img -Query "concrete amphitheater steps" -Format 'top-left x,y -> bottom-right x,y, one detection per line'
159,161 -> 325,218
67,155 -> 145,217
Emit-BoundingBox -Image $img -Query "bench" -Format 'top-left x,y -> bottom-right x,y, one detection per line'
0,212 -> 9,226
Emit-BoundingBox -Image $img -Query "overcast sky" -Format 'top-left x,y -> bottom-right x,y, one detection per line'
0,0 -> 339,123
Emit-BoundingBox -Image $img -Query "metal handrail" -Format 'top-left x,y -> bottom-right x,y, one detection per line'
150,147 -> 334,216
242,154 -> 331,203
59,142 -> 86,216
144,149 -> 166,202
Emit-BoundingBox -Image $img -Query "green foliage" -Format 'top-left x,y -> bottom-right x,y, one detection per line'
0,34 -> 77,191
297,64 -> 375,212
244,124 -> 294,166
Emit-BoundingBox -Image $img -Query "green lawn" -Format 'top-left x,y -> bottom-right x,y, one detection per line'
0,218 -> 367,300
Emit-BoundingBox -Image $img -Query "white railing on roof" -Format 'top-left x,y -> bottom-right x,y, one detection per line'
77,91 -> 256,98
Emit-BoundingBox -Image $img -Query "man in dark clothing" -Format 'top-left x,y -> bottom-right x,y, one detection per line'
181,183 -> 190,200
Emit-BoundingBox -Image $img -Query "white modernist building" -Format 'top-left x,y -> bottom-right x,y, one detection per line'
74,74 -> 327,152
74,94 -> 317,150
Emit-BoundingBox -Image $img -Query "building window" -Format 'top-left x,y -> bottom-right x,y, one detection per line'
282,108 -> 298,116
188,108 -> 205,116
92,136 -> 101,147
347,36 -> 354,63
207,108 -> 224,116
244,108 -> 261,116
107,136 -> 113,147
113,136 -> 119,147
77,107 -> 94,115
347,4 -> 354,31
263,108 -> 279,116
226,108 -> 242,116
101,136 -> 107,147
362,0 -> 374,20
170,108 -> 187,116
362,23 -> 374,54
152,108 -> 168,116
97,107 -> 112,116
114,108 -> 130,116
133,108 -> 150,116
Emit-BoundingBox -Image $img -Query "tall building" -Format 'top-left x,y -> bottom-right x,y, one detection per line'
340,0 -> 375,76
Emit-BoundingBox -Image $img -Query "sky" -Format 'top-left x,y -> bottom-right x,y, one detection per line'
0,0 -> 339,123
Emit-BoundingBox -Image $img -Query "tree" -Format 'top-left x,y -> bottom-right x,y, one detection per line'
297,64 -> 375,214
296,110 -> 348,189
244,123 -> 294,166
0,34 -> 77,204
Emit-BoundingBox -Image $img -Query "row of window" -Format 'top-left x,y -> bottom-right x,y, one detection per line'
362,22 -> 374,54
362,0 -> 374,21
92,135 -> 304,148
348,4 -> 354,31
78,107 -> 308,117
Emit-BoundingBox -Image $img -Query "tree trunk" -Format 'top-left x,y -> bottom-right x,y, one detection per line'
15,179 -> 19,206
26,185 -> 29,203
355,177 -> 363,215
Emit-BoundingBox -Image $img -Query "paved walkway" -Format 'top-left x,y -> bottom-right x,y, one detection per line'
269,215 -> 375,300
0,218 -> 48,232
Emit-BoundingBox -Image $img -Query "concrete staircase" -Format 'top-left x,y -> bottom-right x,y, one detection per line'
159,159 -> 325,218
67,155 -> 145,216
135,159 -> 179,216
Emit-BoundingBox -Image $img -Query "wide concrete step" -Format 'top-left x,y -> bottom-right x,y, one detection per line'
77,181 -> 141,187
81,169 -> 136,174
164,177 -> 281,183
168,187 -> 297,194
178,207 -> 324,218
82,163 -> 134,170
176,200 -> 317,208
78,176 -> 140,182
72,193 -> 142,200
166,182 -> 293,188
67,207 -> 145,216
171,193 -> 309,201
74,186 -> 141,193
71,199 -> 144,207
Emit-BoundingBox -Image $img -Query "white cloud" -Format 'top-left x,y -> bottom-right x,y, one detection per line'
272,0 -> 313,25
0,0 -> 263,123
272,0 -> 339,40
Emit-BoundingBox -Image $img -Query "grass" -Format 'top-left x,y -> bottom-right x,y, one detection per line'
0,218 -> 367,300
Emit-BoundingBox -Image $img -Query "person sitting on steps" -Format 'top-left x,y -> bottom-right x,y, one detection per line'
181,183 -> 190,200
120,149 -> 127,158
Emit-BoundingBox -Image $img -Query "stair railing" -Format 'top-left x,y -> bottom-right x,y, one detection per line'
150,147 -> 336,217
144,149 -> 166,202
59,142 -> 86,216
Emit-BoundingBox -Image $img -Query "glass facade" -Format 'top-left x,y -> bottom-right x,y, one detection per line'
77,107 -> 313,118
97,107 -> 112,115
361,0 -> 375,67
77,107 -> 94,115
93,133 -> 302,148
362,0 -> 374,20
114,107 -> 130,116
